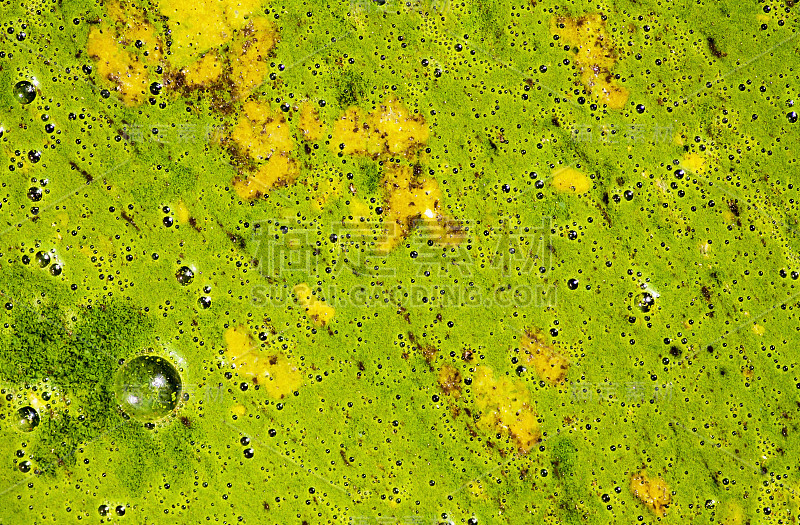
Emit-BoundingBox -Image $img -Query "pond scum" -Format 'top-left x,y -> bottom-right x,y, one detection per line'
0,0 -> 799,523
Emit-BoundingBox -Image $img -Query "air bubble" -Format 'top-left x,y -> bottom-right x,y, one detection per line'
16,406 -> 40,432
113,355 -> 182,421
636,292 -> 655,313
27,187 -> 43,202
13,81 -> 36,105
35,251 -> 50,267
176,266 -> 194,285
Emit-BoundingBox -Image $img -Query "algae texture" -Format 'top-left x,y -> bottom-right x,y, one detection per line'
1,0 -> 799,523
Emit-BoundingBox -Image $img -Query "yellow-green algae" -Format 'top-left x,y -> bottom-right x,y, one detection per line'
0,0 -> 799,523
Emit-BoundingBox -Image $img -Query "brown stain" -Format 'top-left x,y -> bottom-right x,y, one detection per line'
422,345 -> 437,369
69,161 -> 93,183
120,211 -> 139,231
707,37 -> 727,58
188,217 -> 202,232
595,202 -> 612,226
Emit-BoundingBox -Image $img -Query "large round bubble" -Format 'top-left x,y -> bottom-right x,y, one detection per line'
16,406 -> 40,432
113,356 -> 182,421
13,80 -> 36,105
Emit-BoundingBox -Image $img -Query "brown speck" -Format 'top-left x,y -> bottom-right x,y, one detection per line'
422,345 -> 437,369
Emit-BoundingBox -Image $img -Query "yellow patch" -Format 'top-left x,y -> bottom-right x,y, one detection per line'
232,156 -> 299,200
156,0 -> 262,65
106,1 -> 162,59
377,164 -> 463,253
437,365 -> 462,398
330,108 -> 370,155
229,99 -> 297,200
522,329 -> 568,384
473,366 -> 540,454
231,99 -> 293,161
231,404 -> 247,417
330,98 -> 428,157
751,324 -> 765,336
259,353 -> 303,399
223,325 -> 253,360
175,200 -> 190,224
551,167 -> 592,194
230,18 -> 278,99
348,198 -> 372,222
223,325 -> 302,399
298,103 -> 326,141
180,52 -> 223,86
681,152 -> 705,173
630,472 -> 672,516
87,28 -> 150,105
552,14 -> 629,109
293,283 -> 335,326
367,98 -> 430,155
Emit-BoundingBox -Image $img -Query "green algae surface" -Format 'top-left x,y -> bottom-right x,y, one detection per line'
1,0 -> 800,523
